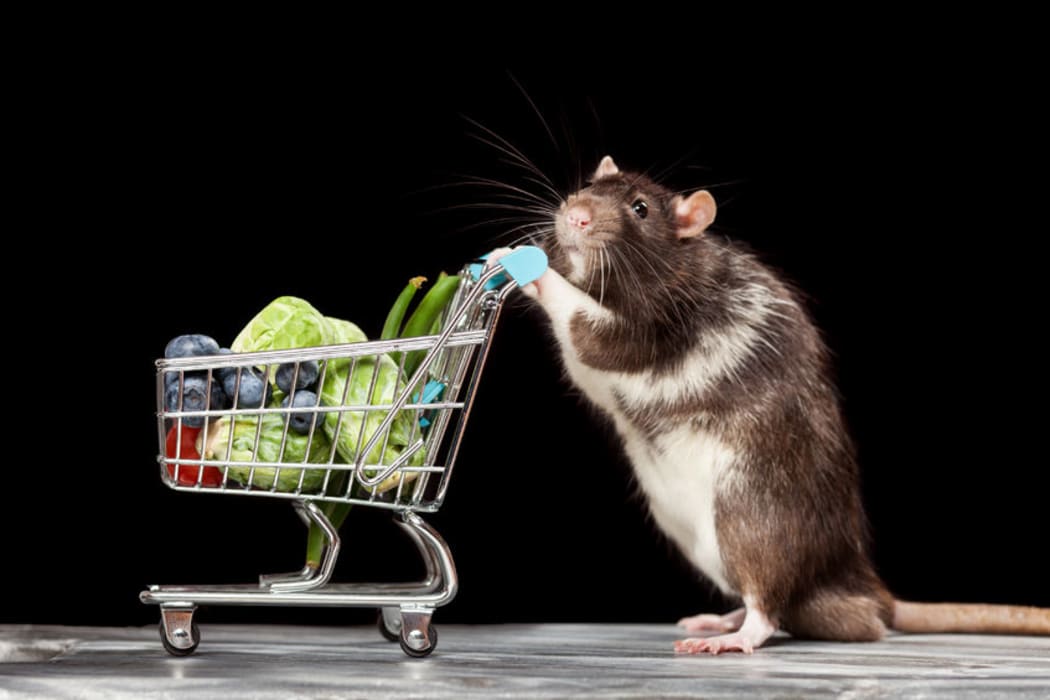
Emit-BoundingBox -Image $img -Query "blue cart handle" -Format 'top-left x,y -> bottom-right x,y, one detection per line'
469,246 -> 548,290
356,245 -> 548,488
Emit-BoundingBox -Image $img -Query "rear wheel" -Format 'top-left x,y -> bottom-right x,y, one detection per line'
377,608 -> 401,642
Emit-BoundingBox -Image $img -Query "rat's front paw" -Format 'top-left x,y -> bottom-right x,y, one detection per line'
485,247 -> 514,269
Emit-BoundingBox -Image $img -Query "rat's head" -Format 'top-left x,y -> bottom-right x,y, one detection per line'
551,156 -> 717,308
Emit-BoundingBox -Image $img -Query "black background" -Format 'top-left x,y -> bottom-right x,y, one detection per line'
5,47 -> 1047,631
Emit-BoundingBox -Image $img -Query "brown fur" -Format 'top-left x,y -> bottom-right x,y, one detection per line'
784,588 -> 894,641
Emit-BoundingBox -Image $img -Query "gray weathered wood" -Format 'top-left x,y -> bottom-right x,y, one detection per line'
2,624 -> 1048,698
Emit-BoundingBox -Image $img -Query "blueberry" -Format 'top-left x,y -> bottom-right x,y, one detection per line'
164,370 -> 182,391
163,369 -> 208,393
215,348 -> 236,384
281,390 -> 320,435
275,361 -> 320,393
165,375 -> 225,428
223,367 -> 268,409
164,334 -> 221,359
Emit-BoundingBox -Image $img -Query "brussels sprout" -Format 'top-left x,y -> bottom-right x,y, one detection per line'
231,296 -> 333,353
320,351 -> 420,467
326,316 -> 367,344
198,413 -> 333,493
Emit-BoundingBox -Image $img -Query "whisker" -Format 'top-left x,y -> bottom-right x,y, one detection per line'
461,116 -> 540,171
437,201 -> 554,217
660,179 -> 749,203
437,175 -> 561,211
446,214 -> 549,236
461,115 -> 561,198
647,149 -> 703,187
599,247 -> 607,307
446,222 -> 553,254
501,221 -> 555,237
618,237 -> 677,279
504,224 -> 555,249
521,175 -> 565,207
508,71 -> 559,154
688,178 -> 748,191
413,180 -> 554,214
613,239 -> 699,329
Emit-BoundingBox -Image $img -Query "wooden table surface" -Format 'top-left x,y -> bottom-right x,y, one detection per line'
2,623 -> 1049,698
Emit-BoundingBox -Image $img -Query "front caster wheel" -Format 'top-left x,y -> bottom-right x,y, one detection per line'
159,620 -> 200,657
400,623 -> 437,658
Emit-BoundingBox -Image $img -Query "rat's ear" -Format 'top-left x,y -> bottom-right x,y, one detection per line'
673,190 -> 717,239
592,155 -> 620,180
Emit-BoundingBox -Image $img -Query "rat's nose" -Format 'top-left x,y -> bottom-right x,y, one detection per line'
565,204 -> 592,232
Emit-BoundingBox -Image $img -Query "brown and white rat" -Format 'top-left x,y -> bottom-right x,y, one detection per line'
488,156 -> 1050,654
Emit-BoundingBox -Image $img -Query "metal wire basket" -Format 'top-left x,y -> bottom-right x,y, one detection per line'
141,247 -> 547,658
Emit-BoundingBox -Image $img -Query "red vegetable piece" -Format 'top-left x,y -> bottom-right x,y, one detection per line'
165,425 -> 222,487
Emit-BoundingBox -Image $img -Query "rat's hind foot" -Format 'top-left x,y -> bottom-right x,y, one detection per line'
677,607 -> 746,634
675,602 -> 776,655
675,632 -> 756,655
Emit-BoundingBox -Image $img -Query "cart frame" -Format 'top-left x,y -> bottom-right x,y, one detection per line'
141,247 -> 546,657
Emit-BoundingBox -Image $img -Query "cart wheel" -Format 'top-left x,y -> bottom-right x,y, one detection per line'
377,608 -> 401,642
400,622 -> 437,658
159,620 -> 200,657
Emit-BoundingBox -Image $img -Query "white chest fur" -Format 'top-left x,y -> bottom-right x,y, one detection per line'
623,425 -> 735,593
533,272 -> 741,594
564,350 -> 737,594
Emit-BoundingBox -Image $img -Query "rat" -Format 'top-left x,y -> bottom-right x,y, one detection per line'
487,155 -> 1050,654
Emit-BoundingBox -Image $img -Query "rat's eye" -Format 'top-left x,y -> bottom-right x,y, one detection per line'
631,199 -> 648,219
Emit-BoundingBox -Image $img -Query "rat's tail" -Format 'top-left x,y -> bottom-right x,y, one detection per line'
892,600 -> 1050,635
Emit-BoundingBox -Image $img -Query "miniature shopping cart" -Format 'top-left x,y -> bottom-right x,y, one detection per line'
141,247 -> 547,658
